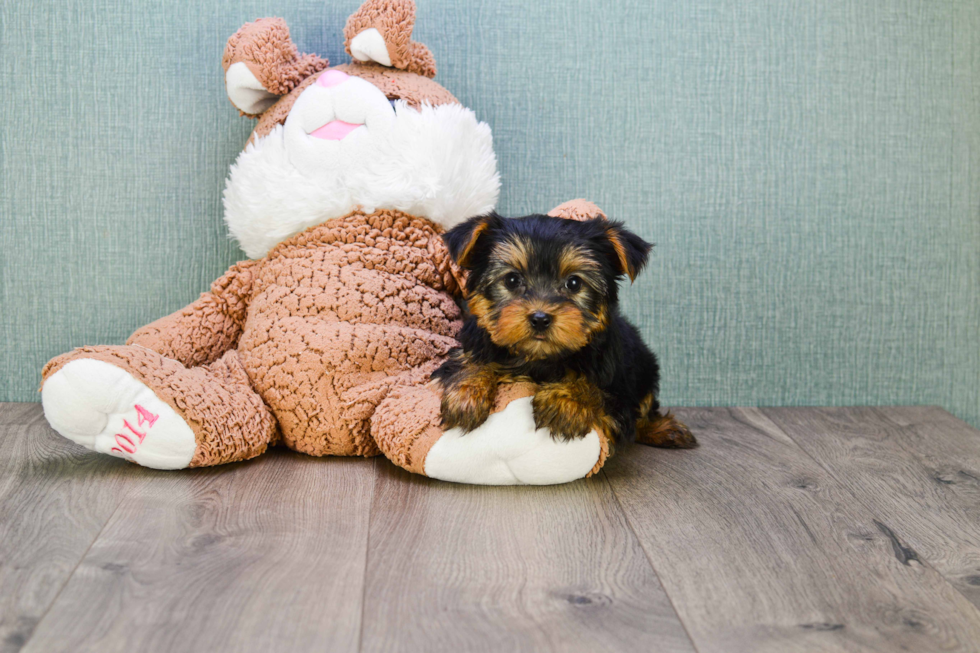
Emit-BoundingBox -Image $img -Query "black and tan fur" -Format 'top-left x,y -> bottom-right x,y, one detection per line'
432,212 -> 696,449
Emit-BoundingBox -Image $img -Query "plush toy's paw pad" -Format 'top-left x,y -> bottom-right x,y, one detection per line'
531,383 -> 602,441
636,411 -> 698,449
41,359 -> 196,469
425,397 -> 601,485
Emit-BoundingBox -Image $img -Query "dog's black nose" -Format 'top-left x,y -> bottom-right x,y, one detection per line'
529,311 -> 552,332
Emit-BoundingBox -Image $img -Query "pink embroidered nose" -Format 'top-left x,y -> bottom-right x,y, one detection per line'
318,70 -> 349,88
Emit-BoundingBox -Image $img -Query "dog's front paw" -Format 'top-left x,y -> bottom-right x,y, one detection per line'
440,386 -> 494,432
438,366 -> 499,432
532,376 -> 604,441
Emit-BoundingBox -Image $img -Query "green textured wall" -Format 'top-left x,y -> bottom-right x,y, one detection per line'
2,0 -> 978,426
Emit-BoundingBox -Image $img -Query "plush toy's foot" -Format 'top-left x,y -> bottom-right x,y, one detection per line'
425,396 -> 602,485
42,359 -> 196,470
42,347 -> 279,469
372,383 -> 606,485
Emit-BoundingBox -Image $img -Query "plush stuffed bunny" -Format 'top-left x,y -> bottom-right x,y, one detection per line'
40,0 -> 611,484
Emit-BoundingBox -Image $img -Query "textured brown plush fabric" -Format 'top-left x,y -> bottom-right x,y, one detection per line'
222,17 -> 329,117
237,209 -> 462,457
127,260 -> 259,368
43,209 -> 463,468
344,0 -> 437,78
337,63 -> 457,106
370,377 -> 446,474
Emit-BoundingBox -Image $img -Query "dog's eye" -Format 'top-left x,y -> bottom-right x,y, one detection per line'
565,276 -> 582,293
503,272 -> 522,290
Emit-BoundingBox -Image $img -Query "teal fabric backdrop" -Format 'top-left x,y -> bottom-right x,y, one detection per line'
2,0 -> 979,426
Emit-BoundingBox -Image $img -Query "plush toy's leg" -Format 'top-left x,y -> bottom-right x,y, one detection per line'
371,381 -> 608,485
41,347 -> 277,470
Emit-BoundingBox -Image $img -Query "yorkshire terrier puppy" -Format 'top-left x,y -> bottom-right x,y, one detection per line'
432,212 -> 696,450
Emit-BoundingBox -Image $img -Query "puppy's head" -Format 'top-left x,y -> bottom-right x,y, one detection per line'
444,213 -> 651,360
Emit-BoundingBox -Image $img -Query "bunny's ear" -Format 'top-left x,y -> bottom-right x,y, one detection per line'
344,0 -> 437,78
223,18 -> 328,116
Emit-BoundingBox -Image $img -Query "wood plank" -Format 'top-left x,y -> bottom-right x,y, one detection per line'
22,452 -> 376,653
360,464 -> 695,653
606,407 -> 980,653
0,406 -> 144,653
0,403 -> 45,426
761,406 -> 980,609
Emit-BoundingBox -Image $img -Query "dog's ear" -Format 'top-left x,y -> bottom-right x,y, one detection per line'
443,213 -> 501,268
604,221 -> 652,282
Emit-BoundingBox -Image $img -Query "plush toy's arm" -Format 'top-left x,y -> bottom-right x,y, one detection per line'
223,17 -> 328,116
547,199 -> 606,222
126,260 -> 259,368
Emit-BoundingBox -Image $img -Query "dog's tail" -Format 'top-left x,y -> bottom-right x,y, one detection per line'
635,396 -> 698,448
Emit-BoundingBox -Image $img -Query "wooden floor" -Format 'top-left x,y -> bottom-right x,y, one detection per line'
2,405 -> 980,652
